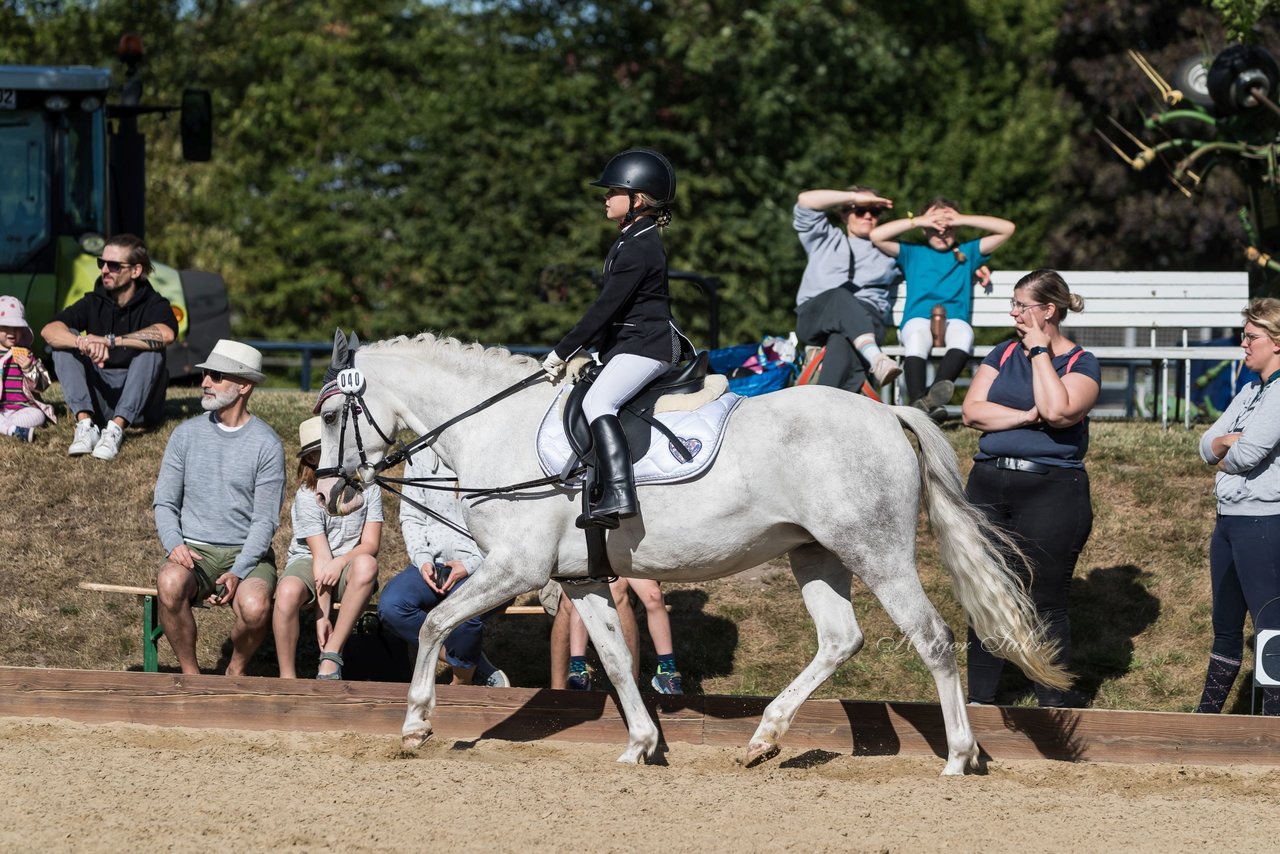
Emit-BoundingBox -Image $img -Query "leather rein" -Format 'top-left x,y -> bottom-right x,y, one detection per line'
313,367 -> 582,539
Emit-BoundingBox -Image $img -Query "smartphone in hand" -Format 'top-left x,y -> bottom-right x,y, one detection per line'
433,562 -> 452,591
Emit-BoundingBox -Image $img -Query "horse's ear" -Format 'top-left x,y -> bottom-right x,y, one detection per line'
325,329 -> 349,385
347,332 -> 361,365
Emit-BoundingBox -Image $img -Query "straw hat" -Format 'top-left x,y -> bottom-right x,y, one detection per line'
195,339 -> 265,384
298,416 -> 322,458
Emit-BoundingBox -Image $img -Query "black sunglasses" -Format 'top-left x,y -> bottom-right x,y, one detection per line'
95,257 -> 135,273
845,205 -> 885,217
202,369 -> 238,383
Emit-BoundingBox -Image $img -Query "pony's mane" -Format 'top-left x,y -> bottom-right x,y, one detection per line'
360,332 -> 539,381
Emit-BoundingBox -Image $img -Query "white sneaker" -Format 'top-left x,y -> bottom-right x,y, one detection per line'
68,420 -> 100,456
91,422 -> 125,461
871,354 -> 902,386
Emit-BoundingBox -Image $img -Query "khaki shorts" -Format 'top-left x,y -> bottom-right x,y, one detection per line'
281,556 -> 368,607
187,543 -> 277,602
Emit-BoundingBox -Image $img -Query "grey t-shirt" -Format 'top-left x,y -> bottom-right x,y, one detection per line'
793,204 -> 901,316
285,482 -> 383,565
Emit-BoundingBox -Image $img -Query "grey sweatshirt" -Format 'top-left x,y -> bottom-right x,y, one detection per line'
792,204 -> 901,313
1199,374 -> 1280,516
153,412 -> 286,577
400,453 -> 481,573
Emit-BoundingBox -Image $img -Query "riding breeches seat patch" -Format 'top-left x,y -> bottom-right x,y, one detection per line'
536,383 -> 744,485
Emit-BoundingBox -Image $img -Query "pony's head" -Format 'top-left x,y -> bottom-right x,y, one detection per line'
313,328 -> 400,516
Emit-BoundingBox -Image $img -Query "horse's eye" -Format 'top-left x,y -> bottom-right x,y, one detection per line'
322,411 -> 337,425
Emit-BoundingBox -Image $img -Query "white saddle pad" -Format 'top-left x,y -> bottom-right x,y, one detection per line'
535,385 -> 744,485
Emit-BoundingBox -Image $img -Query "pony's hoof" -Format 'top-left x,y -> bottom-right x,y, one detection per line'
742,740 -> 780,768
401,730 -> 432,751
617,747 -> 646,764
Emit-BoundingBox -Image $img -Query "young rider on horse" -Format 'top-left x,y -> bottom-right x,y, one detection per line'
541,149 -> 692,529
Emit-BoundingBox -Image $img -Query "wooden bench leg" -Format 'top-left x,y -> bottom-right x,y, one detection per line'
143,594 -> 163,673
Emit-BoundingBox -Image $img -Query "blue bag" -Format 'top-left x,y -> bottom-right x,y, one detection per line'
708,340 -> 797,397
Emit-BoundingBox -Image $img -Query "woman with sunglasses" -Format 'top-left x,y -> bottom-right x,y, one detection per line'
1195,298 -> 1280,716
960,270 -> 1099,707
871,197 -> 1015,420
540,149 -> 693,529
792,185 -> 904,393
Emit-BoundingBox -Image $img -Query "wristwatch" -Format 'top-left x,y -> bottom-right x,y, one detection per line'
1027,345 -> 1050,358
106,333 -> 116,348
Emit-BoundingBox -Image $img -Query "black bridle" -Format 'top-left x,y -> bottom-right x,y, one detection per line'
314,367 -> 582,537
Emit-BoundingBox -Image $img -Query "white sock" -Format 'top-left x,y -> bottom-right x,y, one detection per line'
854,334 -> 884,364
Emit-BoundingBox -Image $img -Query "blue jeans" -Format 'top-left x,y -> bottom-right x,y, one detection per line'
376,565 -> 503,669
1208,514 -> 1280,661
52,348 -> 166,426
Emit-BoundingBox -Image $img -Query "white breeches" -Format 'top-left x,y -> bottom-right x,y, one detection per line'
583,353 -> 669,422
900,317 -> 975,360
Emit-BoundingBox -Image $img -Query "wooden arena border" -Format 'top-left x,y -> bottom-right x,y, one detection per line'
1,666 -> 1278,767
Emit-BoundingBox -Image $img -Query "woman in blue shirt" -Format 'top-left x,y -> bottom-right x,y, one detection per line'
871,197 -> 1015,420
960,269 -> 1100,707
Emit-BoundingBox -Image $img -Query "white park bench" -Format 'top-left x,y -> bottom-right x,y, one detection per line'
877,269 -> 1250,428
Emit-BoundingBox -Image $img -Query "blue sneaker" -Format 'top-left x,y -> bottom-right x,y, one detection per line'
566,669 -> 591,691
10,426 -> 34,443
475,652 -> 509,687
651,670 -> 683,695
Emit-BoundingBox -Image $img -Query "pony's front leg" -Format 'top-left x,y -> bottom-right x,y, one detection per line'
567,582 -> 659,764
400,560 -> 539,750
402,637 -> 444,749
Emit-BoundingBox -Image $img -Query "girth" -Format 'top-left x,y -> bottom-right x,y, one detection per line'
562,351 -> 709,464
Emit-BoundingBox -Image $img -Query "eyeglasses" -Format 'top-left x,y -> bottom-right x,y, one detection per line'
202,369 -> 237,383
1009,300 -> 1049,314
844,205 -> 885,217
95,257 -> 135,273
1242,332 -> 1268,344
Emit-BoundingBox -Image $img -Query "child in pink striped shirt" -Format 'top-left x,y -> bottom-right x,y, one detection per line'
0,296 -> 55,442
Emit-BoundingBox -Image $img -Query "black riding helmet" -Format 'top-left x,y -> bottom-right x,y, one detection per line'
590,148 -> 676,206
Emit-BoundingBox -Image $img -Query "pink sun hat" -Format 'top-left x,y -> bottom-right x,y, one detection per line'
0,295 -> 34,348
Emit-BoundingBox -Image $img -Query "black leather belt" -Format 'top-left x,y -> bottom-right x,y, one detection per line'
992,457 -> 1049,475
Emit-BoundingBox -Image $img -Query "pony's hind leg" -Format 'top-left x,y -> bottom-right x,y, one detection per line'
566,581 -> 660,764
858,566 -> 978,775
746,544 -> 863,766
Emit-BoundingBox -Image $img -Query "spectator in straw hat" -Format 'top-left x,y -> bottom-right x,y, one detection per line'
153,339 -> 285,676
274,416 -> 382,680
40,233 -> 177,460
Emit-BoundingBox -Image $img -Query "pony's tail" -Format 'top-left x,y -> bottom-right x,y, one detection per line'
891,405 -> 1071,691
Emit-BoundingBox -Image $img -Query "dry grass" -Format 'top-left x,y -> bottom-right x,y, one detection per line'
0,386 -> 1249,712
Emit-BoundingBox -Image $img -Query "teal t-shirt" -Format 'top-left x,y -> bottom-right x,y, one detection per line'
898,238 -> 989,324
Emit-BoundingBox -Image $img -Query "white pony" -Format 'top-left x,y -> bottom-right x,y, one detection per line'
314,332 -> 1068,775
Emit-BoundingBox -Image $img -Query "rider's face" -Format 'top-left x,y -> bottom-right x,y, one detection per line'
604,187 -> 631,223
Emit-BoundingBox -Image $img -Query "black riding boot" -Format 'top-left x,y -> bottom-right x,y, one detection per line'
587,414 -> 637,523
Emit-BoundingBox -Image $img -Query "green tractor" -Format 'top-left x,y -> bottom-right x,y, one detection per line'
0,35 -> 229,377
